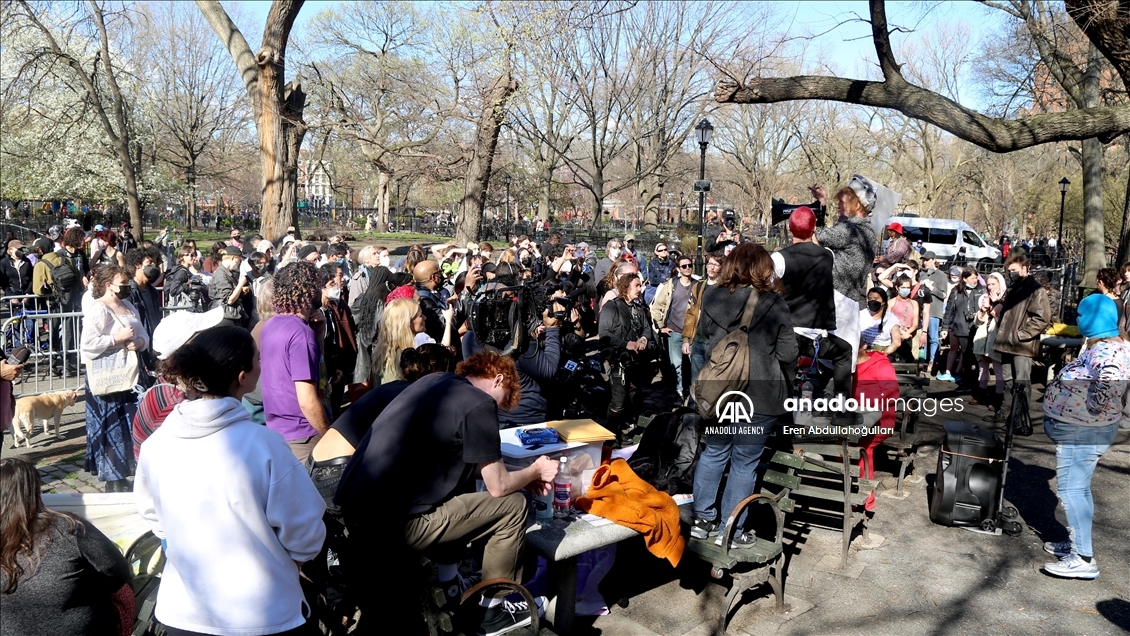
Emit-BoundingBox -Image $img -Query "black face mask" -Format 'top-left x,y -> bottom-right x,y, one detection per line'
192,258 -> 203,271
867,300 -> 883,313
1007,271 -> 1021,285
115,285 -> 132,300
142,265 -> 161,282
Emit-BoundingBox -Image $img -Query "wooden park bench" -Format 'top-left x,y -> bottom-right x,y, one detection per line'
884,366 -> 931,495
682,449 -> 799,634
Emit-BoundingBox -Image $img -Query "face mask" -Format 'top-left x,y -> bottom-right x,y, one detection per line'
114,285 -> 132,300
379,254 -> 390,267
142,265 -> 160,281
949,277 -> 960,284
608,248 -> 622,259
337,257 -> 345,265
192,258 -> 203,271
898,288 -> 911,298
327,287 -> 341,300
560,261 -> 573,274
1007,270 -> 1020,285
867,300 -> 883,313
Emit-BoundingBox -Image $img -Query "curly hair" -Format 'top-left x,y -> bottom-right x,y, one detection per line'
272,260 -> 324,315
61,227 -> 85,249
456,350 -> 522,411
614,273 -> 639,300
834,187 -> 866,218
1096,267 -> 1119,293
400,343 -> 454,382
372,298 -> 419,383
90,264 -> 130,298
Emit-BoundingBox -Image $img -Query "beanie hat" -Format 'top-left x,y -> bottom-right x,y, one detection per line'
788,206 -> 816,240
848,174 -> 878,212
1077,293 -> 1120,339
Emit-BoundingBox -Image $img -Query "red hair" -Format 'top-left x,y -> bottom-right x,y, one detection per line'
456,351 -> 522,411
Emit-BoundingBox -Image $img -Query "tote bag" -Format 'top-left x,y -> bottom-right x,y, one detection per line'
87,314 -> 141,396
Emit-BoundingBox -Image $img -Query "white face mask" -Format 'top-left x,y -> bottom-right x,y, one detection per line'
378,254 -> 390,267
608,248 -> 622,259
327,287 -> 341,300
560,261 -> 573,273
949,277 -> 960,284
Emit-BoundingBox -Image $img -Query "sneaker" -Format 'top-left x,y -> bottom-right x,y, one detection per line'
1043,540 -> 1072,559
716,529 -> 758,549
690,518 -> 718,539
936,372 -> 955,382
439,572 -> 481,605
1042,554 -> 1099,580
478,598 -> 541,636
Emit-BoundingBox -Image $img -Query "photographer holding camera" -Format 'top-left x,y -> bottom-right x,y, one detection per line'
462,268 -> 565,427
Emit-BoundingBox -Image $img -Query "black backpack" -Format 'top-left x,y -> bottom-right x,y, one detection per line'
49,250 -> 78,293
627,407 -> 703,495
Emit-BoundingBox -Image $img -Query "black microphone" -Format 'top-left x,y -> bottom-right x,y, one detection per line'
6,346 -> 30,366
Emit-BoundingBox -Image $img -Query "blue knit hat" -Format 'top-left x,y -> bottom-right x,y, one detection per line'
1077,294 -> 1119,339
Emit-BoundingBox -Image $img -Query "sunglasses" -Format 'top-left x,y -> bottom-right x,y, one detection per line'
678,264 -> 693,269
657,249 -> 668,254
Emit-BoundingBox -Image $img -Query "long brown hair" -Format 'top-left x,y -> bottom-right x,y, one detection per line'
1,457 -> 80,594
717,243 -> 781,294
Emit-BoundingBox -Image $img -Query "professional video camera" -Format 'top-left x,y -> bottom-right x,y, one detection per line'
467,283 -> 576,356
185,275 -> 207,312
771,198 -> 827,227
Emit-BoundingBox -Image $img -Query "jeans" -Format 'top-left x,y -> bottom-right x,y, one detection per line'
689,341 -> 709,384
692,414 -> 778,530
998,353 -> 1033,421
667,332 -> 685,394
927,316 -> 941,366
1043,418 -> 1119,557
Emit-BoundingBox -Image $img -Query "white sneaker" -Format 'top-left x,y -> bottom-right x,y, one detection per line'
1042,540 -> 1072,559
1042,554 -> 1099,580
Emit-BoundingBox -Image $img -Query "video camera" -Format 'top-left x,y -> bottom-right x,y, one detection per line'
771,198 -> 827,227
467,283 -> 576,356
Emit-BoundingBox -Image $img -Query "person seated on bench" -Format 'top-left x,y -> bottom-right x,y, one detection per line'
306,344 -> 455,507
335,350 -> 559,636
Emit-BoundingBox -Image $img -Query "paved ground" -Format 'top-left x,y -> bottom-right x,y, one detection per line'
7,366 -> 1128,636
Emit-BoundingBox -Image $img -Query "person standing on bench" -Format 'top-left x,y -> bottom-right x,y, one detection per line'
691,244 -> 798,549
770,206 -> 852,401
335,351 -> 559,636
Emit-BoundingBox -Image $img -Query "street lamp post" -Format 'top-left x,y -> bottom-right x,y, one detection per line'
503,174 -> 512,246
395,177 -> 403,232
693,119 -> 713,275
1057,177 -> 1070,262
184,167 -> 196,231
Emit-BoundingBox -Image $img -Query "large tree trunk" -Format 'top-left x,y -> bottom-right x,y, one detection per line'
1080,43 -> 1104,287
588,172 -> 605,229
196,0 -> 304,245
538,164 -> 553,222
455,72 -> 518,245
377,171 -> 391,228
1117,163 -> 1130,268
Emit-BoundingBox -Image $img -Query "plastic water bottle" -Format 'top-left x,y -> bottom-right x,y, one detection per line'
533,489 -> 553,522
553,456 -> 573,519
801,379 -> 814,401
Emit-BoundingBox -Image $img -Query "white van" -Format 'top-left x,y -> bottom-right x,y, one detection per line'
888,216 -> 1001,265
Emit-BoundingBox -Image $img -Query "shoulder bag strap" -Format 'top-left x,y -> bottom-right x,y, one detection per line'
739,288 -> 760,332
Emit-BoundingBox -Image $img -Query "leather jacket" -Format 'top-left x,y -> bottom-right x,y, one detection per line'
993,275 -> 1051,358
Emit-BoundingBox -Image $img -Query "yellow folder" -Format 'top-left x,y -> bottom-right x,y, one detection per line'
547,419 -> 616,442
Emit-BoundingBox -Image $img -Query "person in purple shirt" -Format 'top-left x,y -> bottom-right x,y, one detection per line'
260,261 -> 331,462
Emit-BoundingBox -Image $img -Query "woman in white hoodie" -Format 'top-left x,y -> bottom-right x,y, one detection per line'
135,326 -> 326,636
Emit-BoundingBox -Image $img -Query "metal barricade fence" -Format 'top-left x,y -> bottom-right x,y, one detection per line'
0,303 -> 86,396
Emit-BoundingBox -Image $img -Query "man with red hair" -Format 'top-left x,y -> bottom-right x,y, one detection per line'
771,207 -> 854,400
336,351 -> 558,634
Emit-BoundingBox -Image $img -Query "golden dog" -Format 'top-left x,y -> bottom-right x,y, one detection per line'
11,390 -> 77,448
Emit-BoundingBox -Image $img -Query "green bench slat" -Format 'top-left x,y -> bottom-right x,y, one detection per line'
686,536 -> 783,566
778,497 -> 795,513
791,484 -> 871,506
793,443 -> 861,459
766,450 -> 806,470
763,469 -> 800,490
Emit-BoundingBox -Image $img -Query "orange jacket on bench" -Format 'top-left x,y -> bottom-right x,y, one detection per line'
575,458 -> 685,566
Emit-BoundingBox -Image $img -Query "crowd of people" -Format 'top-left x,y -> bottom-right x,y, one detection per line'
1,179 -> 1129,635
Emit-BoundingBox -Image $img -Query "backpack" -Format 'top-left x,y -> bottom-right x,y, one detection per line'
627,407 -> 702,495
48,250 -> 78,293
691,289 -> 759,421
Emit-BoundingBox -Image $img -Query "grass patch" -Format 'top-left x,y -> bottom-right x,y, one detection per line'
59,450 -> 86,465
